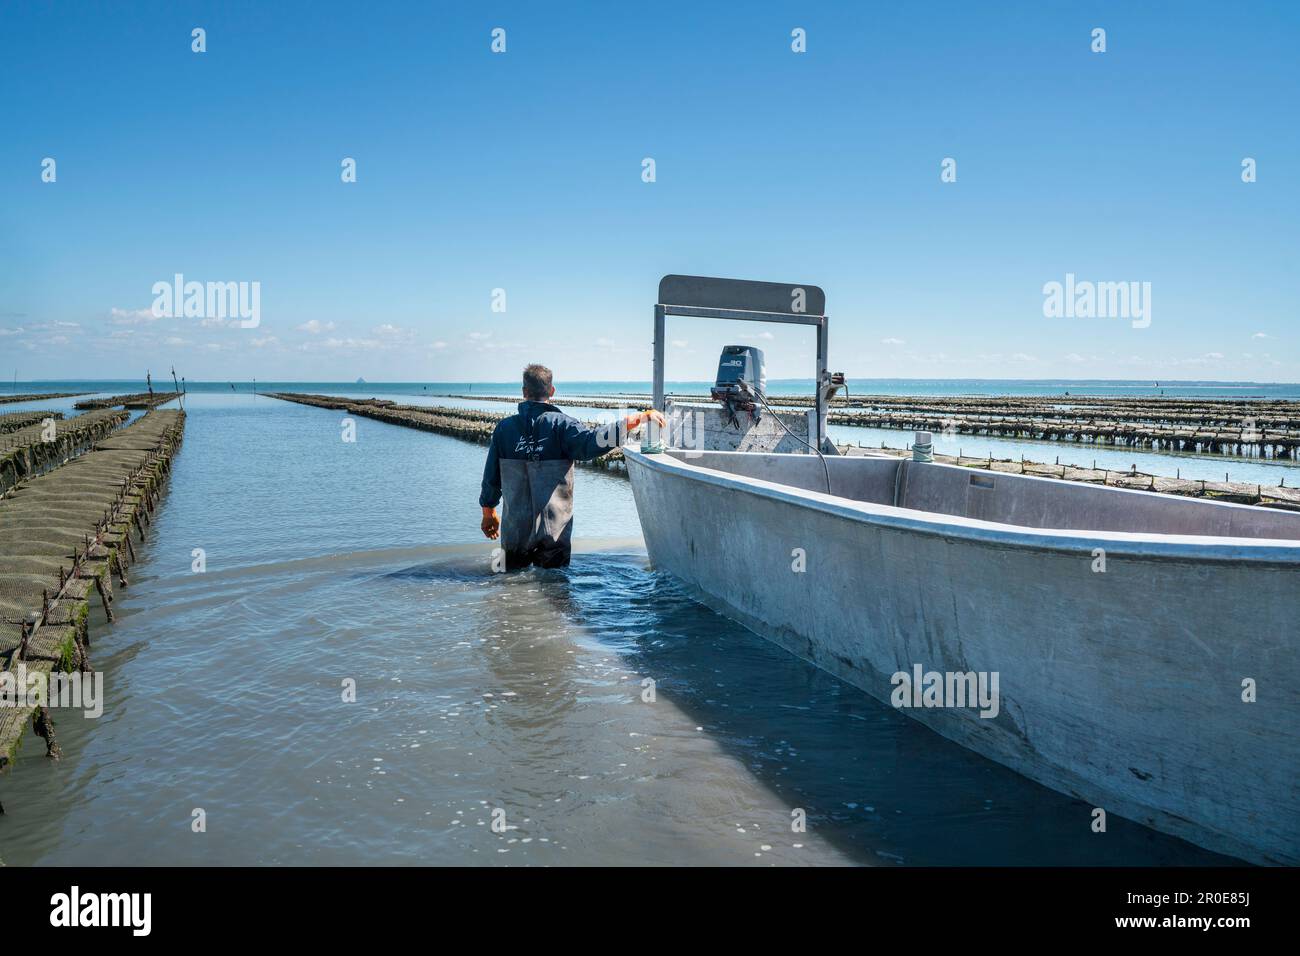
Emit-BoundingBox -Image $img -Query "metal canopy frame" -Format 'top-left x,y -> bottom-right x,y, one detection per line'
652,274 -> 830,448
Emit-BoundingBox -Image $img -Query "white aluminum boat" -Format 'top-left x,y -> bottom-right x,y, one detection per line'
627,276 -> 1300,865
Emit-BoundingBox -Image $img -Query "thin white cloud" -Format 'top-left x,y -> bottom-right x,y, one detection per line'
373,323 -> 414,343
296,319 -> 336,334
323,336 -> 382,351
110,307 -> 158,325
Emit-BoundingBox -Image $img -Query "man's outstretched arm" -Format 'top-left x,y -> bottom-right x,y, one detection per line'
561,409 -> 666,460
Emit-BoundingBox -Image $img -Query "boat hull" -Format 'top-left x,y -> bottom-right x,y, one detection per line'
625,448 -> 1300,865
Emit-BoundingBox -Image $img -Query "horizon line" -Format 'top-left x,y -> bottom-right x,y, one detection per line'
8,377 -> 1300,387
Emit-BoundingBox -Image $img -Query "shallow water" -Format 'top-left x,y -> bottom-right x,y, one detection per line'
0,392 -> 1237,864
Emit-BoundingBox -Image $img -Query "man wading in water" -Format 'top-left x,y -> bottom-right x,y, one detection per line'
479,364 -> 665,569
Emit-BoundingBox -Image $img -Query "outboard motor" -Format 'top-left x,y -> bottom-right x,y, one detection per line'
711,345 -> 766,427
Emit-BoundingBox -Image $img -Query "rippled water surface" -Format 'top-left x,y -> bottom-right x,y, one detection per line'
0,392 -> 1236,865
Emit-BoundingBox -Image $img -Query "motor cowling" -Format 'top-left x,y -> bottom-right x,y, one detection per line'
710,345 -> 766,411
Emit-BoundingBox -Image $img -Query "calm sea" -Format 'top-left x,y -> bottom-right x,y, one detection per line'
0,382 -> 1268,863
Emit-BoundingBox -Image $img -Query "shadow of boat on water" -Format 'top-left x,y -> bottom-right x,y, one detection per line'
560,551 -> 1239,866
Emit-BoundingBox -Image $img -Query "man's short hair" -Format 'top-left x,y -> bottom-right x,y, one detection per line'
522,364 -> 553,400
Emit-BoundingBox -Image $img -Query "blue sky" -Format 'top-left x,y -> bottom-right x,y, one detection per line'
1,0 -> 1297,383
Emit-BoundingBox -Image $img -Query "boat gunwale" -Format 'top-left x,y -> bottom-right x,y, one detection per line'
623,447 -> 1300,566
